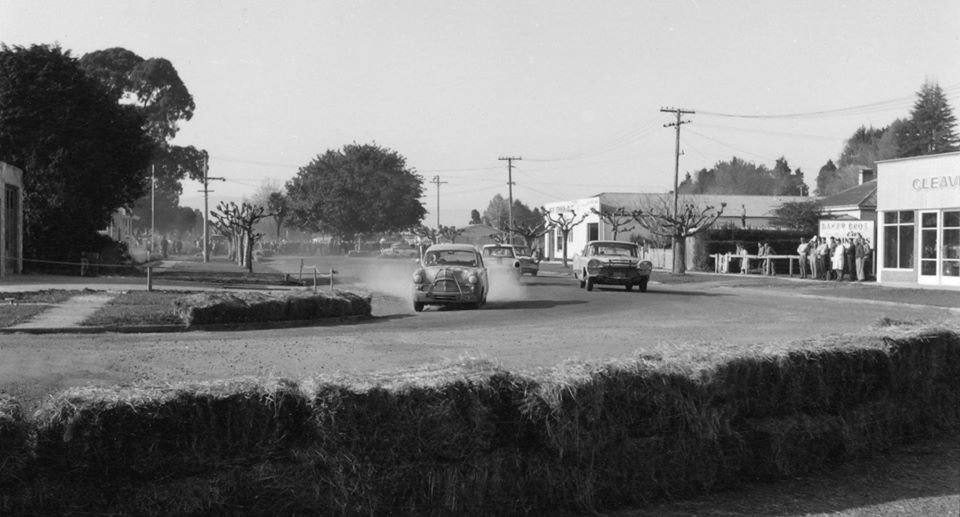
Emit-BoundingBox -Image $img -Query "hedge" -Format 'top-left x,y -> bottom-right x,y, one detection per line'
2,328 -> 958,516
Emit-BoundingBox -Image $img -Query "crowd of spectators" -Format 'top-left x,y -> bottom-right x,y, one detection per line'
724,235 -> 872,281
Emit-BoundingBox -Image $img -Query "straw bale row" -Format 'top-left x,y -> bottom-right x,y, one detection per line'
174,289 -> 372,327
2,329 -> 958,516
0,394 -> 32,486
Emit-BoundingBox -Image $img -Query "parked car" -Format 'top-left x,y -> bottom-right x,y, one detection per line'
381,241 -> 420,258
412,244 -> 488,311
481,244 -> 522,279
572,240 -> 653,292
511,245 -> 540,276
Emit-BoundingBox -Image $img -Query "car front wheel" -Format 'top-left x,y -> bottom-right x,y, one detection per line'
579,270 -> 586,288
639,278 -> 648,292
586,277 -> 594,291
414,301 -> 424,312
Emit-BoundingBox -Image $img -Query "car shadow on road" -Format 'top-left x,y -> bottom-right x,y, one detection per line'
484,299 -> 587,310
591,287 -> 727,297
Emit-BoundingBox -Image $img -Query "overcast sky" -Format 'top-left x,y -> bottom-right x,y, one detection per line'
2,0 -> 959,226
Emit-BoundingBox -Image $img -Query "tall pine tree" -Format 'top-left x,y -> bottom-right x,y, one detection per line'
897,81 -> 959,157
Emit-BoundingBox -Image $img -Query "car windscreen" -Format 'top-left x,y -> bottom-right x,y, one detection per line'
591,244 -> 637,257
482,247 -> 515,258
424,250 -> 479,267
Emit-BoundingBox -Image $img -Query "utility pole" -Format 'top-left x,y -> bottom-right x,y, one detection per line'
199,153 -> 225,263
431,175 -> 448,231
150,164 -> 155,256
498,156 -> 521,243
660,107 -> 694,221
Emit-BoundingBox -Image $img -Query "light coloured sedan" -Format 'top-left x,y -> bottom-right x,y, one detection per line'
412,244 -> 488,312
572,240 -> 653,292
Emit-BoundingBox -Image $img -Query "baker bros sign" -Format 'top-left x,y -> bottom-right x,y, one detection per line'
818,219 -> 875,241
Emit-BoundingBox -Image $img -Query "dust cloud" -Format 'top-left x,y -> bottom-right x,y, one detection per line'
486,269 -> 527,302
351,259 -> 529,303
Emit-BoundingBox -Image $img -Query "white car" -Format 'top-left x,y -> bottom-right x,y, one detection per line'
572,240 -> 653,292
481,244 -> 522,279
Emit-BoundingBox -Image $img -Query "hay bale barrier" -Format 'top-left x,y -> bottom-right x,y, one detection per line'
174,289 -> 372,327
2,329 -> 958,516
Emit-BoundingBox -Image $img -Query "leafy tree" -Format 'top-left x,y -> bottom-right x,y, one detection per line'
267,192 -> 289,243
814,159 -> 838,196
590,206 -> 635,240
897,80 -> 959,157
0,44 -> 153,262
771,156 -> 805,196
483,195 -> 540,232
79,48 -> 195,142
838,126 -> 887,169
80,47 -> 203,228
770,200 -> 822,235
542,208 -> 587,266
631,195 -> 725,275
677,156 -> 780,195
210,201 -> 266,272
286,143 -> 425,251
470,209 -> 482,225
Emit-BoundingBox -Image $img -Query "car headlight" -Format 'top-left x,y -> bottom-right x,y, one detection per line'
468,274 -> 478,284
413,270 -> 424,283
587,259 -> 600,273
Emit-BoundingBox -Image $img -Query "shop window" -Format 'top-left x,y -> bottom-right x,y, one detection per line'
587,222 -> 599,241
883,210 -> 914,269
944,210 -> 960,277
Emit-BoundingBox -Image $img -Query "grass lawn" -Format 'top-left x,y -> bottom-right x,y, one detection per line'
81,290 -> 188,327
0,290 -> 78,327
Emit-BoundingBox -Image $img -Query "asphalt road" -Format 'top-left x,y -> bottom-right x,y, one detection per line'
0,256 -> 957,516
2,256 -> 958,407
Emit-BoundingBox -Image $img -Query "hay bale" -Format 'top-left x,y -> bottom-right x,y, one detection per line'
174,289 -> 371,327
32,377 -> 312,479
0,394 -> 32,485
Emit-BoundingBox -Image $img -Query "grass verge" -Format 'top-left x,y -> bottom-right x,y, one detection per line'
0,290 -> 78,327
81,290 -> 188,327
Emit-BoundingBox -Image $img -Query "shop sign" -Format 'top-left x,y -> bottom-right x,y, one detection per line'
818,220 -> 875,241
911,175 -> 960,191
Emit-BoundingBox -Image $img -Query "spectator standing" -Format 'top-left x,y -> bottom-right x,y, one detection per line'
831,239 -> 845,281
807,238 -> 819,279
763,242 -> 776,275
844,237 -> 856,281
736,243 -> 749,274
160,236 -> 169,259
855,237 -> 870,281
797,237 -> 810,278
816,237 -> 830,279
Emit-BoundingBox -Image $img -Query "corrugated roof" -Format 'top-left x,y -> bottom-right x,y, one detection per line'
818,180 -> 877,208
593,192 -> 812,217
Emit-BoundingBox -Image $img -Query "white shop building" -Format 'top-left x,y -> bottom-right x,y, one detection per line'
875,152 -> 960,288
1,161 -> 24,277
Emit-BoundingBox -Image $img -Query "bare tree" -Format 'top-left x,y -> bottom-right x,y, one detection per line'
542,208 -> 587,267
590,206 -> 635,240
506,220 -> 553,250
439,225 -> 465,243
210,201 -> 267,272
631,195 -> 725,275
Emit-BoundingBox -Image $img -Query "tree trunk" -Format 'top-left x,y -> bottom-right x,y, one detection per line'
561,231 -> 569,267
672,236 -> 686,275
244,233 -> 254,272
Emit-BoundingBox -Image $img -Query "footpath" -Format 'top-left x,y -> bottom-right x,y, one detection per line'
0,258 -> 290,331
